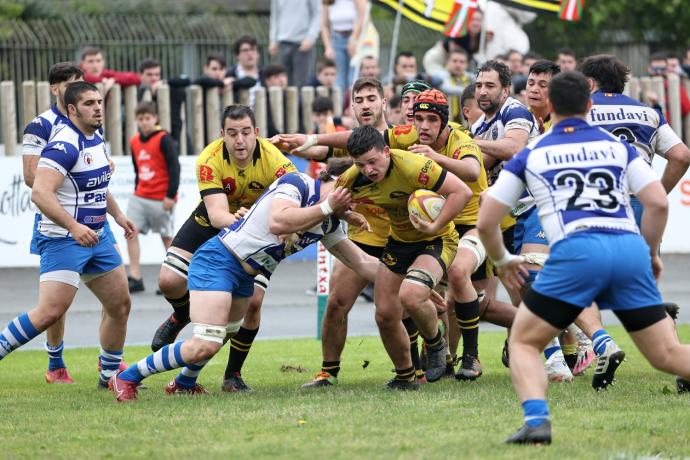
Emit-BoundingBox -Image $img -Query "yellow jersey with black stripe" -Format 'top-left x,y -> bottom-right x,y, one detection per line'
336,149 -> 455,243
192,137 -> 297,227
331,147 -> 390,246
384,125 -> 487,226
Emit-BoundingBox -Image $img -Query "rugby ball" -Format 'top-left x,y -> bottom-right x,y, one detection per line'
408,189 -> 446,223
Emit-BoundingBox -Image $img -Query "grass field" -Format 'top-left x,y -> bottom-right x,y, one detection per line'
1,326 -> 690,459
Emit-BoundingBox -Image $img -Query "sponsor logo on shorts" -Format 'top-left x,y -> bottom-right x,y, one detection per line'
381,252 -> 397,266
222,177 -> 236,194
198,164 -> 214,182
389,191 -> 408,199
536,231 -> 546,239
418,172 -> 429,185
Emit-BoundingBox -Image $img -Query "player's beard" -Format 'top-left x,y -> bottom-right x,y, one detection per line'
479,96 -> 501,116
76,107 -> 102,131
356,107 -> 382,127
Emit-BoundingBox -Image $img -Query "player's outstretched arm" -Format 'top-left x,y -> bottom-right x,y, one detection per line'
475,128 -> 529,162
328,238 -> 379,283
278,130 -> 352,153
268,187 -> 351,235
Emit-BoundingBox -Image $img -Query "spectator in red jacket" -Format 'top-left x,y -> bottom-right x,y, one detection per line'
647,51 -> 690,124
80,46 -> 141,94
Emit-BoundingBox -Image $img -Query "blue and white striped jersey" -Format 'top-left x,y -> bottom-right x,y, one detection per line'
36,121 -> 111,238
588,90 -> 682,165
488,118 -> 658,246
218,172 -> 346,277
22,105 -> 68,157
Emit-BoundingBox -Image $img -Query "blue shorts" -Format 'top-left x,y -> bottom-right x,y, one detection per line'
31,217 -> 116,255
187,236 -> 254,297
531,232 -> 662,310
630,195 -> 643,228
37,231 -> 123,276
513,207 -> 548,255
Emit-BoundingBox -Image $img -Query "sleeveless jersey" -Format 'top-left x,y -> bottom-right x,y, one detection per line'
489,118 -> 658,246
588,90 -> 682,165
336,149 -> 455,243
130,129 -> 170,200
37,121 -> 111,238
218,173 -> 346,277
192,137 -> 297,227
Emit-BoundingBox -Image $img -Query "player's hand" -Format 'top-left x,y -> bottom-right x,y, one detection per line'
651,254 -> 664,281
429,289 -> 446,310
408,144 -> 437,158
115,213 -> 137,240
69,222 -> 99,247
409,213 -> 438,235
497,258 -> 529,292
278,133 -> 311,153
299,39 -> 313,52
326,186 -> 352,214
233,207 -> 249,219
343,211 -> 371,232
162,197 -> 175,211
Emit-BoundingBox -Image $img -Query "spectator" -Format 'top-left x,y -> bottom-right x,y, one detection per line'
80,46 -> 141,94
387,94 -> 403,126
390,51 -> 424,85
310,58 -> 338,90
358,55 -> 381,79
269,0 -> 322,89
667,53 -> 688,78
321,0 -> 367,96
521,51 -> 542,74
682,47 -> 690,76
264,63 -> 290,137
647,51 -> 690,124
194,53 -> 233,143
137,58 -> 163,101
556,47 -> 577,72
437,48 -> 475,123
506,49 -> 524,77
307,96 -> 346,177
460,82 -> 483,129
453,8 -> 484,63
226,35 -> 263,105
126,101 -> 180,293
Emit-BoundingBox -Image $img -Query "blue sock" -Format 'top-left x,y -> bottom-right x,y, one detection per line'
543,337 -> 561,360
0,313 -> 40,360
119,342 -> 187,384
45,341 -> 66,370
175,359 -> 210,389
592,329 -> 612,356
99,348 -> 123,381
522,399 -> 550,427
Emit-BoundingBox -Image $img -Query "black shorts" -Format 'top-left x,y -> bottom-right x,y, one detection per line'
170,213 -> 220,254
456,224 -> 488,282
353,240 -> 384,258
380,234 -> 457,275
502,225 -> 515,254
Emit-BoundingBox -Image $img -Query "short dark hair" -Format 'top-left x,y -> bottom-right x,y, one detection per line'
48,62 -> 83,85
64,81 -> 100,110
389,94 -> 401,109
221,104 -> 256,128
529,60 -> 561,78
138,58 -> 160,74
206,53 -> 227,68
460,83 -> 476,108
394,51 -> 415,66
317,58 -> 337,73
548,71 -> 591,117
476,60 -> 512,87
523,51 -> 542,62
80,46 -> 102,61
234,35 -> 258,55
346,125 -> 386,158
557,47 -> 576,58
580,54 -> 629,93
352,77 -> 384,99
263,63 -> 288,80
649,51 -> 667,63
312,96 -> 334,114
135,100 -> 158,116
448,48 -> 469,60
506,49 -> 522,59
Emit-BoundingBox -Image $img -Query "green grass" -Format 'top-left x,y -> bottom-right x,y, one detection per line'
1,326 -> 690,459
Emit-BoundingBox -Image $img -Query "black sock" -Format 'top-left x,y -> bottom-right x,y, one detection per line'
564,352 -> 577,369
402,317 -> 422,373
165,291 -> 190,323
321,360 -> 340,378
455,299 -> 479,357
225,326 -> 259,377
395,366 -> 416,382
422,329 -> 444,350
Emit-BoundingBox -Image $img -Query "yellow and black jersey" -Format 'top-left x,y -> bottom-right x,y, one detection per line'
336,149 -> 455,243
192,137 -> 297,227
384,125 -> 487,226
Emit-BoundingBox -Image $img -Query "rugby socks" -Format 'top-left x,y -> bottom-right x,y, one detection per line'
224,326 -> 259,378
175,360 -> 210,388
0,313 -> 40,360
321,361 -> 340,378
99,348 -> 123,382
118,342 -> 187,384
422,329 -> 444,350
46,341 -> 66,370
166,291 -> 191,324
592,329 -> 613,356
562,343 -> 578,369
402,317 -> 423,378
455,299 -> 480,357
394,366 -> 416,382
543,338 -> 562,360
522,399 -> 550,427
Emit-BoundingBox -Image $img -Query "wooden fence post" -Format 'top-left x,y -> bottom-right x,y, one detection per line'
268,86 -> 284,134
105,84 -> 122,155
22,81 -> 36,127
254,87 -> 267,137
301,86 -> 315,134
124,85 -> 137,148
285,87 -> 299,133
205,87 -> 221,143
189,85 -> 204,155
0,81 -> 17,156
157,84 -> 171,132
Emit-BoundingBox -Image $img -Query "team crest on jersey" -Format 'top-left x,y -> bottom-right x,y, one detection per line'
393,125 -> 413,136
222,177 -> 236,194
452,148 -> 461,159
84,152 -> 93,165
381,252 -> 397,266
138,149 -> 151,161
491,125 -> 498,140
198,164 -> 214,182
248,181 -> 264,192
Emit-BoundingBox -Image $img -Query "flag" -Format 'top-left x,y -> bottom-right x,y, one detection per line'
491,0 -> 585,21
559,0 -> 584,21
373,0 -> 459,33
444,0 -> 479,38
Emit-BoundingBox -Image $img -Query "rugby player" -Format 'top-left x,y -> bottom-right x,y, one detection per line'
477,70 -> 690,444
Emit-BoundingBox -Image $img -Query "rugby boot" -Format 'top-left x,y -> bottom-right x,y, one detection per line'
301,371 -> 337,389
505,421 -> 552,445
545,351 -> 573,383
677,376 -> 690,394
165,379 -> 208,395
151,314 -> 188,352
385,378 -> 420,391
455,354 -> 483,381
424,337 -> 448,382
592,341 -> 625,391
109,374 -> 138,402
45,367 -> 74,384
222,372 -> 254,392
572,348 -> 595,376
